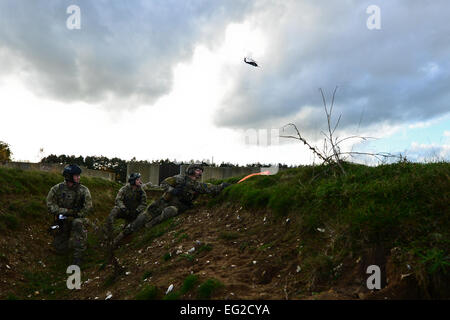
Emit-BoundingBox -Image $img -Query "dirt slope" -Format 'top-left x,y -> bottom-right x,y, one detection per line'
0,198 -> 422,300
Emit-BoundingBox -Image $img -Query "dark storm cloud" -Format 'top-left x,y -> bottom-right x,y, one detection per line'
0,0 -> 252,107
1,0 -> 449,134
215,0 -> 450,137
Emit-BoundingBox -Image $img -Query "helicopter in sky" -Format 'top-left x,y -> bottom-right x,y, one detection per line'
244,57 -> 259,67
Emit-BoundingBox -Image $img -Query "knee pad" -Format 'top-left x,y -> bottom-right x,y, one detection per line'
110,206 -> 120,216
72,218 -> 85,232
161,206 -> 178,219
122,212 -> 146,235
122,223 -> 133,236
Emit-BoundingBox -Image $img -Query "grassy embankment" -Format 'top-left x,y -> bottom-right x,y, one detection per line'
0,162 -> 449,299
0,167 -> 121,299
209,161 -> 450,298
0,167 -> 120,232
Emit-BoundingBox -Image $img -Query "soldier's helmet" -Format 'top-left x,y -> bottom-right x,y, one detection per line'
186,163 -> 204,176
63,164 -> 82,182
128,172 -> 141,185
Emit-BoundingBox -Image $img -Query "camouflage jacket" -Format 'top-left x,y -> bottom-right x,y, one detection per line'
46,182 -> 93,218
142,181 -> 159,191
160,174 -> 223,207
115,183 -> 147,213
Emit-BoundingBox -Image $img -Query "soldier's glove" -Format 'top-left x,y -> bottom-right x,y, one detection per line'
64,209 -> 80,218
119,206 -> 127,213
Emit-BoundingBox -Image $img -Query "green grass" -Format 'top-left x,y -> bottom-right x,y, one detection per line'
0,167 -> 121,231
163,252 -> 172,261
417,248 -> 450,275
6,294 -> 19,300
162,274 -> 200,300
175,232 -> 189,242
0,212 -> 19,230
134,218 -> 178,247
257,242 -> 273,251
197,278 -> 224,299
0,167 -> 120,197
163,291 -> 181,300
136,274 -> 202,301
135,285 -> 160,300
15,253 -> 70,299
83,233 -> 104,268
181,274 -> 199,294
211,161 -> 450,295
214,162 -> 450,247
22,271 -> 56,296
142,270 -> 153,280
197,243 -> 213,254
178,254 -> 195,262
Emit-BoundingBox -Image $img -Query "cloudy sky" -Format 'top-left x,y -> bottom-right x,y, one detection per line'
0,0 -> 449,166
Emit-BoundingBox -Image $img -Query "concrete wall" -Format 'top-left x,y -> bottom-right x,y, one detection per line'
177,164 -> 260,181
127,162 -> 160,185
127,163 -> 178,185
179,164 -> 189,176
128,162 -> 266,184
1,161 -> 280,184
149,165 -> 160,185
202,166 -> 260,182
0,162 -> 116,181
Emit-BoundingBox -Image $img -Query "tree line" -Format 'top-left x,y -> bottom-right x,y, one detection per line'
41,154 -> 295,183
41,154 -> 129,182
1,140 -> 295,183
0,141 -> 12,164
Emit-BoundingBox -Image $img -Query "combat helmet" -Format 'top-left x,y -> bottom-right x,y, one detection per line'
63,164 -> 82,182
128,172 -> 141,185
186,163 -> 204,176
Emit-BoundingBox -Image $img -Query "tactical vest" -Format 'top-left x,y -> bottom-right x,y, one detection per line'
121,186 -> 145,210
55,183 -> 85,211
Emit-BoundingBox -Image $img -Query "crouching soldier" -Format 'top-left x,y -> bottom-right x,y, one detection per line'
46,164 -> 93,266
105,173 -> 147,241
109,163 -> 231,252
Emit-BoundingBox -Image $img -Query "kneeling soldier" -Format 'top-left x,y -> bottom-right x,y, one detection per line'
105,172 -> 147,241
46,164 -> 93,266
109,164 -> 231,252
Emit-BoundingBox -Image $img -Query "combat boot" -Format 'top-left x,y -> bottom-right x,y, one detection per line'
105,238 -> 117,264
102,225 -> 112,242
105,230 -> 129,264
112,257 -> 127,276
111,231 -> 125,249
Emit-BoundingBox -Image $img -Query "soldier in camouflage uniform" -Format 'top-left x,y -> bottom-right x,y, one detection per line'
105,172 -> 147,240
142,181 -> 158,191
109,164 -> 231,251
46,164 -> 93,266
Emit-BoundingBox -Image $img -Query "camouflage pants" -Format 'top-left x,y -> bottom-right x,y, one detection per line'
122,199 -> 182,236
53,218 -> 87,260
105,206 -> 139,238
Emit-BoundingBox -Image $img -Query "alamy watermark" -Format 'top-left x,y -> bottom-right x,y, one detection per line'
66,265 -> 81,290
66,5 -> 81,30
366,5 -> 381,30
243,128 -> 280,148
366,265 -> 381,290
243,128 -> 280,175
